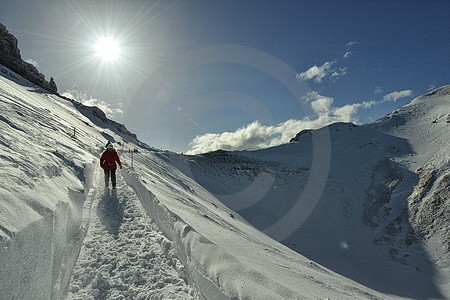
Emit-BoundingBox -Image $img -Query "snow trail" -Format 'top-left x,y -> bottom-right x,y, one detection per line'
68,167 -> 195,300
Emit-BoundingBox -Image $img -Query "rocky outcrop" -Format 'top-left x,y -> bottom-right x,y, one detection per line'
0,23 -> 57,93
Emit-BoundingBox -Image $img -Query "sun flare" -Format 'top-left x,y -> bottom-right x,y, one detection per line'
94,37 -> 121,62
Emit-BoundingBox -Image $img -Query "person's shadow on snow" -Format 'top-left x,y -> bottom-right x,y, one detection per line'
97,189 -> 124,238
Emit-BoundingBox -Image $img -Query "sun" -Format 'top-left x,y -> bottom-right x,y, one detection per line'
94,37 -> 121,63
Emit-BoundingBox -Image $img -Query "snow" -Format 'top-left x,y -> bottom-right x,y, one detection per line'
0,65 -> 449,299
68,168 -> 194,299
120,153 -> 384,299
165,94 -> 450,298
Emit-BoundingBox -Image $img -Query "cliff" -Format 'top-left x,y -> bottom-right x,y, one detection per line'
0,23 -> 57,93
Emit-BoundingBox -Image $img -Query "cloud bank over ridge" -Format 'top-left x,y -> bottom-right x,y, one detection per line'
187,89 -> 413,154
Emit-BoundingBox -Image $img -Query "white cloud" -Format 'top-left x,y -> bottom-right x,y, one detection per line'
188,122 -> 274,153
374,86 -> 383,94
302,91 -> 333,114
187,87 -> 413,154
296,61 -> 334,83
331,67 -> 347,82
61,90 -> 123,118
381,90 -> 413,102
188,91 -> 373,154
25,58 -> 38,68
333,101 -> 375,122
297,42 -> 355,83
303,91 -> 375,121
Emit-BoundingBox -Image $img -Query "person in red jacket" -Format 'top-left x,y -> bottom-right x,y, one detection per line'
100,143 -> 122,188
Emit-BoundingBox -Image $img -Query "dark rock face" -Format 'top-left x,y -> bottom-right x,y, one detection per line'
0,23 -> 57,93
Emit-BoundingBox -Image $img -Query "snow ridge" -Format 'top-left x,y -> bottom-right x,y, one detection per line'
121,168 -> 233,300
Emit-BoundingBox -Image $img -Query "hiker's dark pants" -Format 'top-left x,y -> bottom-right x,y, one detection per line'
104,169 -> 117,188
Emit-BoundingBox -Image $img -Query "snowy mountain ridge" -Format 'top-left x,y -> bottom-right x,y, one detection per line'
0,60 -> 449,299
421,85 -> 450,98
170,87 -> 450,299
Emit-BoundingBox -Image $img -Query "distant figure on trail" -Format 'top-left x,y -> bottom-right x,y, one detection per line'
100,142 -> 122,189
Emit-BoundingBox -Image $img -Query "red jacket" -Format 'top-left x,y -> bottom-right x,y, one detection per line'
100,149 -> 122,170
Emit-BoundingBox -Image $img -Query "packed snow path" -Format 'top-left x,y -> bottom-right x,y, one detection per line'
68,167 -> 195,300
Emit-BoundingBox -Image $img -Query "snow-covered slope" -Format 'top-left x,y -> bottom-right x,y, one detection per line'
172,87 -> 450,299
1,62 -> 448,299
0,66 -> 392,299
0,66 -> 99,299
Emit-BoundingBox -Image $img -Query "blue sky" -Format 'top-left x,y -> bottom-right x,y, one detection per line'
1,1 -> 449,153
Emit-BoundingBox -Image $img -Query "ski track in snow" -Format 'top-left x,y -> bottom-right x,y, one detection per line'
68,167 -> 195,300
